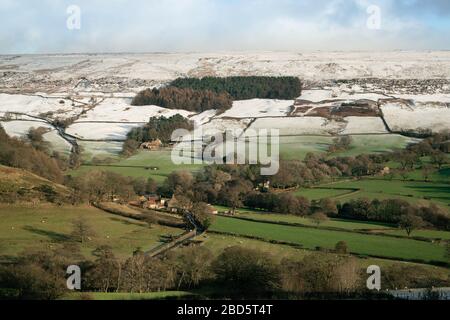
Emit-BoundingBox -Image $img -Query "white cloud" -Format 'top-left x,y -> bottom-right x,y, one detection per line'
0,0 -> 449,53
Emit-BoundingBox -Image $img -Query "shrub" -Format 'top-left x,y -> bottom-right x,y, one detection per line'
335,241 -> 349,254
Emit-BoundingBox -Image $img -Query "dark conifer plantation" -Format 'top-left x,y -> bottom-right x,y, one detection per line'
170,76 -> 302,100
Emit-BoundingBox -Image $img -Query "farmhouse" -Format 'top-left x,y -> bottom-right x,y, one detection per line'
167,195 -> 180,213
207,204 -> 219,215
140,139 -> 163,150
132,195 -> 166,209
379,167 -> 391,176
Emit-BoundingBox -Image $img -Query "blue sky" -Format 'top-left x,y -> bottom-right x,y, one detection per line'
0,0 -> 449,54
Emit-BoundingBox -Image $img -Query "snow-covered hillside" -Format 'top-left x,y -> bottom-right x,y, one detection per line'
0,52 -> 449,155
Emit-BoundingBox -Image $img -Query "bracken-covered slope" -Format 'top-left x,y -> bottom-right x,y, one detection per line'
0,165 -> 70,204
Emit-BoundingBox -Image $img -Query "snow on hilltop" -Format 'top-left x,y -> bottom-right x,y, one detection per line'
0,52 -> 449,153
1,51 -> 450,94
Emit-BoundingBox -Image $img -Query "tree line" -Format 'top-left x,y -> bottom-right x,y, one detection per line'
339,198 -> 449,232
2,242 -> 447,300
170,76 -> 302,100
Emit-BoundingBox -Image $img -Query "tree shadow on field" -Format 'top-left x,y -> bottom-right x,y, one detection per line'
108,216 -> 145,227
23,225 -> 71,242
438,168 -> 450,178
405,185 -> 450,202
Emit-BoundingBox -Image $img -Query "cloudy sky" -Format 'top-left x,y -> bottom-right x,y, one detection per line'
1,0 -> 449,54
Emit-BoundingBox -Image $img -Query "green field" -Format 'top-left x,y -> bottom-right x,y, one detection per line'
378,229 -> 450,240
381,165 -> 450,183
210,216 -> 448,264
293,178 -> 450,207
326,179 -> 450,205
238,212 -> 450,240
78,141 -> 123,162
279,134 -> 415,160
218,203 -> 450,240
201,233 -> 450,278
238,212 -> 393,230
293,187 -> 357,200
72,150 -> 205,183
0,205 -> 181,259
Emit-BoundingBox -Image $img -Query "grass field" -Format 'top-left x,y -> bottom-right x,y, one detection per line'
0,205 -> 181,259
238,212 -> 450,240
381,165 -> 450,183
332,134 -> 417,157
72,150 -> 205,183
293,178 -> 450,207
293,187 -> 357,200
237,212 -> 393,230
201,233 -> 450,278
73,134 -> 416,183
324,179 -> 450,205
209,216 -> 448,264
279,134 -> 415,160
78,141 -> 123,162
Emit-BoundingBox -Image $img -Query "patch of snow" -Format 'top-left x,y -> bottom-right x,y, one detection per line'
341,117 -> 388,135
391,94 -> 450,103
299,90 -> 333,102
189,110 -> 217,126
0,120 -> 72,154
0,120 -> 52,137
381,103 -> 450,133
66,122 -> 143,140
0,94 -> 82,119
200,118 -> 253,134
217,99 -> 294,118
77,98 -> 193,122
78,141 -> 124,157
248,117 -> 344,136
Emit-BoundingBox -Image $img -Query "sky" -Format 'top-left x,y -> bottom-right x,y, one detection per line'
0,0 -> 449,54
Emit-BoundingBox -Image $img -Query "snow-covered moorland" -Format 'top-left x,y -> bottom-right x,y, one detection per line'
0,51 -> 449,156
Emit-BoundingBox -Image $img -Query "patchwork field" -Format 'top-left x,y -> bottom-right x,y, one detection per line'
71,150 -> 204,183
209,216 -> 448,264
214,205 -> 450,240
237,211 -> 393,231
303,179 -> 450,206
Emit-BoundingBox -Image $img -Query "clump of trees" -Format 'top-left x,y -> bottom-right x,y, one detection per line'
0,250 -> 73,300
122,115 -> 194,156
244,192 -> 310,216
0,125 -> 64,183
328,136 -> 353,153
26,127 -> 51,154
339,198 -> 449,232
131,87 -> 233,113
126,115 -> 193,145
65,170 -> 150,205
170,76 -> 302,100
